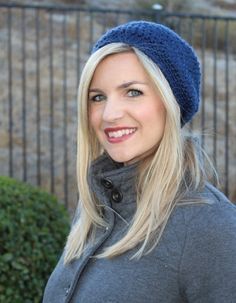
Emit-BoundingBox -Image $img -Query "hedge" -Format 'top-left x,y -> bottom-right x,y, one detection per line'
0,176 -> 70,303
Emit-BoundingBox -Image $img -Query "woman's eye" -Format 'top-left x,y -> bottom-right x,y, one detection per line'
127,89 -> 142,97
90,94 -> 106,102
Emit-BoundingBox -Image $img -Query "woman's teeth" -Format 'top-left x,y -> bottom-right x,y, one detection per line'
108,128 -> 136,138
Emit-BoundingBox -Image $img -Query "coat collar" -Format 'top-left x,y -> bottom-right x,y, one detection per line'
88,153 -> 138,219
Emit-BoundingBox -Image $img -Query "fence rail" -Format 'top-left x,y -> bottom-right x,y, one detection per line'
0,2 -> 235,209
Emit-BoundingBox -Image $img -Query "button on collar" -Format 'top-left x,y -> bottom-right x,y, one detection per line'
65,285 -> 71,296
101,178 -> 113,189
111,189 -> 123,203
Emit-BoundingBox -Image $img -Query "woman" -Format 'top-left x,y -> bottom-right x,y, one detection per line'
43,21 -> 236,302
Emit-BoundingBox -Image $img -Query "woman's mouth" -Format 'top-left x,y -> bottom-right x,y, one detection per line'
104,127 -> 136,143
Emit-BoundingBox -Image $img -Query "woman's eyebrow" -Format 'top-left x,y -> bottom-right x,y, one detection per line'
88,81 -> 148,93
117,81 -> 148,89
88,88 -> 103,93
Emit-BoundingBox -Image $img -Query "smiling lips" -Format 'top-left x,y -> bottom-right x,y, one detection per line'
104,127 -> 136,143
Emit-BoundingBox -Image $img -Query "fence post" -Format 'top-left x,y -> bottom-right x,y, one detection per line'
152,3 -> 163,23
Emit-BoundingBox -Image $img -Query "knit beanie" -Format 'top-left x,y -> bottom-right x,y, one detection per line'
92,21 -> 201,125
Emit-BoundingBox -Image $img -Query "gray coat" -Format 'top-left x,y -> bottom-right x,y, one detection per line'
43,154 -> 236,303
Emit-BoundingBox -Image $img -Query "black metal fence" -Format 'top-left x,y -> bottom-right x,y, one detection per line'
0,2 -> 235,209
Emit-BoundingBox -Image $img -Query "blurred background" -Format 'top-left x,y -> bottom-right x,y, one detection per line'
0,0 -> 235,213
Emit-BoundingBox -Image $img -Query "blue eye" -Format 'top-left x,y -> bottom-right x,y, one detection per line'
127,89 -> 142,97
90,94 -> 106,102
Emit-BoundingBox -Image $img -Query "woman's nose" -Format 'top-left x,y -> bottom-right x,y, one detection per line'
102,97 -> 124,122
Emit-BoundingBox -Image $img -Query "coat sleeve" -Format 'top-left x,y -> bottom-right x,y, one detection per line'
179,197 -> 236,303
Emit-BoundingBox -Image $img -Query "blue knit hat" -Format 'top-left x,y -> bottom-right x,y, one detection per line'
92,21 -> 201,125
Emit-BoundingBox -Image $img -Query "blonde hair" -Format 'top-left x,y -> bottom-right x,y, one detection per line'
64,43 -> 212,263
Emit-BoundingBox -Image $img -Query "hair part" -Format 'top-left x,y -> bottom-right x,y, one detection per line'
64,43 -> 214,263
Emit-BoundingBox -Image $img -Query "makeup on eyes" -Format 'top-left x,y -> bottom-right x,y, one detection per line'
88,81 -> 147,102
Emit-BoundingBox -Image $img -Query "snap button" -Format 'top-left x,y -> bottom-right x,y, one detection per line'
101,178 -> 113,189
65,285 -> 71,296
111,189 -> 123,203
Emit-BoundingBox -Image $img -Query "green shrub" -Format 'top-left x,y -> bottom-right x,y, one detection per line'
0,176 -> 70,303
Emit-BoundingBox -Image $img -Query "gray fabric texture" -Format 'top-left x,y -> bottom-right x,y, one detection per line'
43,154 -> 236,303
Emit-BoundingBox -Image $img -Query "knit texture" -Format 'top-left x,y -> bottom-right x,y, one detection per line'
92,21 -> 201,125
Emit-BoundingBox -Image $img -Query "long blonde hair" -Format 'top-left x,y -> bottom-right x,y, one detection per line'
64,43 -> 212,263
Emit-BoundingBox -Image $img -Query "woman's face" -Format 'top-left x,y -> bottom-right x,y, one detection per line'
88,52 -> 166,165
